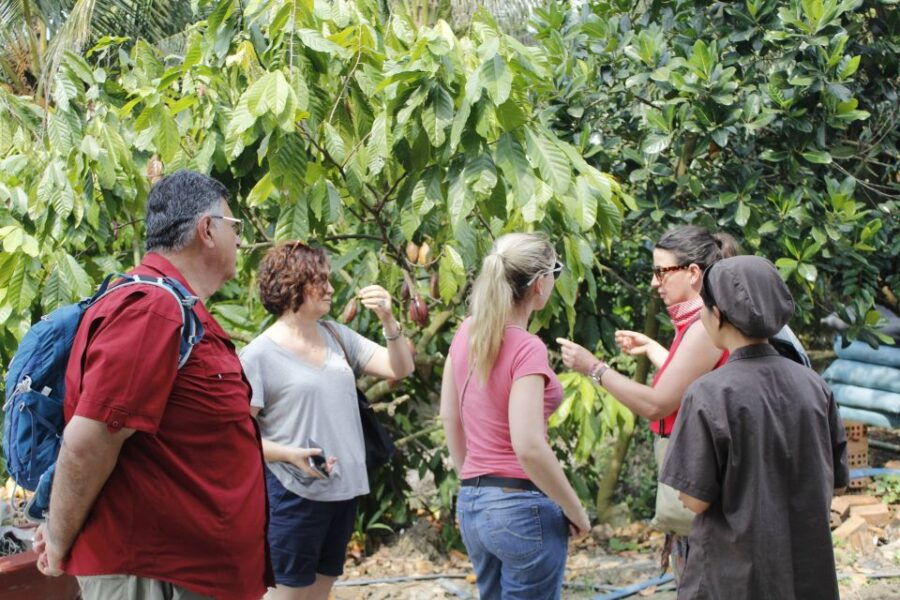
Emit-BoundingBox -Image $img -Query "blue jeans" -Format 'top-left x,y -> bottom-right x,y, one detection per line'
457,485 -> 568,600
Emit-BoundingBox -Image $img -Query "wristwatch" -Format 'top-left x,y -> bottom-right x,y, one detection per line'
383,324 -> 402,341
589,361 -> 609,386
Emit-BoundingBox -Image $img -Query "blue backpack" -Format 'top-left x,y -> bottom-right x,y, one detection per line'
2,273 -> 204,522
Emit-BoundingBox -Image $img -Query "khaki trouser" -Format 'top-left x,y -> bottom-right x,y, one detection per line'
651,436 -> 696,537
652,436 -> 694,583
77,575 -> 213,600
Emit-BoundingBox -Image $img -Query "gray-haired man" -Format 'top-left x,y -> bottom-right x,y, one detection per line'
34,170 -> 273,599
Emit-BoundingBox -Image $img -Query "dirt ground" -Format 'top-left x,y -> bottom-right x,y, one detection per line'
333,512 -> 900,599
332,429 -> 900,598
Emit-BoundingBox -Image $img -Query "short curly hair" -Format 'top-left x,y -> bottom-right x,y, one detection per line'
258,241 -> 330,315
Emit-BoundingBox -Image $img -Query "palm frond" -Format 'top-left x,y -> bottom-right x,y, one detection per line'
36,0 -> 197,95
38,0 -> 95,96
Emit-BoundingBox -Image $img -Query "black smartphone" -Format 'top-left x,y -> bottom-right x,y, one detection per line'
306,438 -> 329,478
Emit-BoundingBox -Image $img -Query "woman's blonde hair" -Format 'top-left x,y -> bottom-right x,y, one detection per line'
468,233 -> 556,383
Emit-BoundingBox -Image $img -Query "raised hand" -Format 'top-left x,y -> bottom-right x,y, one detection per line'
358,285 -> 394,323
614,330 -> 653,355
556,338 -> 599,376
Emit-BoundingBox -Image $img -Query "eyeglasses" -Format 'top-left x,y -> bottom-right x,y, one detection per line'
652,264 -> 689,280
210,215 -> 243,238
527,260 -> 564,285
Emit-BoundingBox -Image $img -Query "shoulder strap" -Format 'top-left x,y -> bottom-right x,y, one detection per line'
320,320 -> 350,362
87,273 -> 204,369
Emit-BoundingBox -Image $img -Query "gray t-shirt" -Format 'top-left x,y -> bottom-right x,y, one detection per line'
240,321 -> 379,501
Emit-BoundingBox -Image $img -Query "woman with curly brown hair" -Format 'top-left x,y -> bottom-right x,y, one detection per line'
239,241 -> 415,600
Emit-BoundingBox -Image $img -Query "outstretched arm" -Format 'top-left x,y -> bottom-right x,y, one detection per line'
558,322 -> 723,421
614,330 -> 669,369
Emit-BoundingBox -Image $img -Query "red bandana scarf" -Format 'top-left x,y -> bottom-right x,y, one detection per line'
666,295 -> 704,328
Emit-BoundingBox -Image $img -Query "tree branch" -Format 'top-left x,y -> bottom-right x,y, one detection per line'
596,262 -> 644,296
327,43 -> 364,125
831,162 -> 900,200
240,234 -> 385,251
395,422 -> 442,447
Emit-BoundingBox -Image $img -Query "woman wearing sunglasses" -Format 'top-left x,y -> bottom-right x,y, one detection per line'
557,225 -> 736,577
440,232 -> 589,600
239,241 -> 415,600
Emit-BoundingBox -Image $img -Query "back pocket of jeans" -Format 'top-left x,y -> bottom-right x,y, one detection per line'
486,504 -> 543,562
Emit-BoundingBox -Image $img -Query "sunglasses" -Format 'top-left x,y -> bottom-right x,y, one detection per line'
651,264 -> 689,280
527,260 -> 564,285
210,215 -> 244,237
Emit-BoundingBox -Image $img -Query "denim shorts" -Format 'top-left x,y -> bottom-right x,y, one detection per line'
456,485 -> 568,599
265,468 -> 358,588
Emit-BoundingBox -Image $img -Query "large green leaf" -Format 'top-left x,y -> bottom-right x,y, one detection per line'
437,245 -> 465,302
465,154 -> 498,196
421,85 -> 453,148
297,28 -> 351,58
448,166 -> 474,226
524,127 -> 571,194
246,73 -> 273,117
42,267 -> 71,311
247,172 -> 275,207
366,113 -> 389,176
59,252 -> 93,297
568,176 -> 598,231
267,70 -> 291,118
323,122 -> 347,164
801,150 -> 832,164
448,99 -> 471,153
480,53 -> 512,105
3,254 -> 37,311
154,105 -> 181,163
275,196 -> 310,240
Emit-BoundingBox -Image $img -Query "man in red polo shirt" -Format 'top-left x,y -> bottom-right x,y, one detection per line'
34,171 -> 273,599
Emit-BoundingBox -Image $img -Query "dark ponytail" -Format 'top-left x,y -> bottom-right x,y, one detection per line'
656,225 -> 741,268
714,232 -> 741,259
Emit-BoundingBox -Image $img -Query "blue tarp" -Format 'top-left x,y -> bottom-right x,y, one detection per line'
830,383 -> 900,415
834,338 -> 900,369
838,405 -> 900,429
828,337 -> 900,428
823,359 -> 900,394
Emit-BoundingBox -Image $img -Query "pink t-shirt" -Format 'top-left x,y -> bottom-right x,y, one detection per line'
449,318 -> 563,480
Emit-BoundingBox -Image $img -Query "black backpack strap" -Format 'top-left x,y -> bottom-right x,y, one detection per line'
80,273 -> 118,306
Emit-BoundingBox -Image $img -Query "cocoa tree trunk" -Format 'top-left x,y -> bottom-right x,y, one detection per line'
595,294 -> 662,520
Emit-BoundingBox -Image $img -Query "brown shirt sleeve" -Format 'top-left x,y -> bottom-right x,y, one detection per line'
660,385 -> 723,504
827,388 -> 850,488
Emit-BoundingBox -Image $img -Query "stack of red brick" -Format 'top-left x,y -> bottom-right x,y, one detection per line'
830,421 -> 898,554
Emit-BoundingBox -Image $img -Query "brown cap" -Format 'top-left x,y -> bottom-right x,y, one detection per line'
702,256 -> 794,338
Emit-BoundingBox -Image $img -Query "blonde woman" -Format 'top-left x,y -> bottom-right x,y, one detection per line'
440,233 -> 590,600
